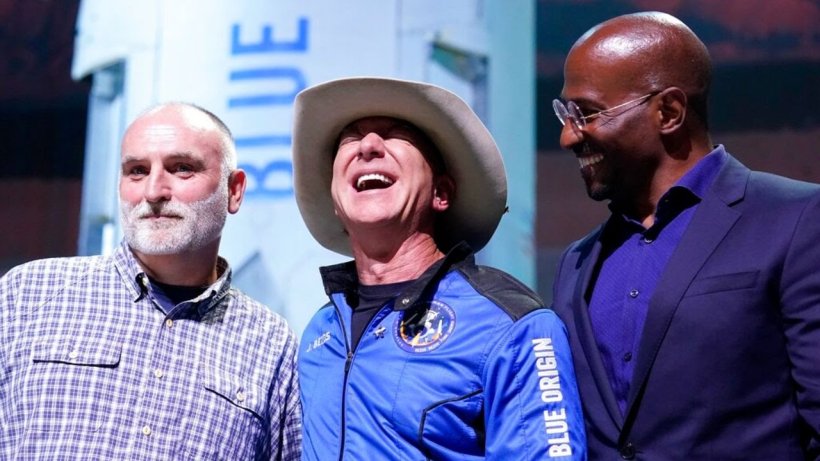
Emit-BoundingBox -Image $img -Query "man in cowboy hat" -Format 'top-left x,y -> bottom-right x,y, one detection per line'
292,77 -> 586,460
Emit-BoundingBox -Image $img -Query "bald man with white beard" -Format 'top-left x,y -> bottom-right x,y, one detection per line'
0,102 -> 302,460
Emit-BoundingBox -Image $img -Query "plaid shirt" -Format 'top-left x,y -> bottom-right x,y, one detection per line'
0,242 -> 301,460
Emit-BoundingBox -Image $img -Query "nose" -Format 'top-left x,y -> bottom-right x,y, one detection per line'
143,170 -> 172,203
558,122 -> 584,152
358,132 -> 386,160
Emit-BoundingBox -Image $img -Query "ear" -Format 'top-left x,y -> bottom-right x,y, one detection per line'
227,169 -> 247,214
432,174 -> 455,212
658,87 -> 687,135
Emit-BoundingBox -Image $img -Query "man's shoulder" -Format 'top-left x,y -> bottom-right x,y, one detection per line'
1,255 -> 111,320
746,170 -> 820,199
452,262 -> 545,321
719,151 -> 820,201
554,224 -> 603,265
224,286 -> 296,335
718,165 -> 820,222
3,254 -> 109,286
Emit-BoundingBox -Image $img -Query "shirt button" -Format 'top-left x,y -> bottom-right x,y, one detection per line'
629,289 -> 639,298
68,350 -> 79,360
153,369 -> 164,379
623,352 -> 633,362
236,391 -> 245,402
620,442 -> 636,459
642,237 -> 654,244
165,319 -> 174,329
142,425 -> 152,436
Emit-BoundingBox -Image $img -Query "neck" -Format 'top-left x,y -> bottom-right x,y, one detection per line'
350,233 -> 444,285
130,244 -> 221,286
618,139 -> 713,228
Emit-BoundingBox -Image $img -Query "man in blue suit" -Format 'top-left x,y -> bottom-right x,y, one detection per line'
550,11 -> 820,460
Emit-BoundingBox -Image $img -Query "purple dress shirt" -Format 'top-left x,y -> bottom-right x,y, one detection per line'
588,146 -> 728,415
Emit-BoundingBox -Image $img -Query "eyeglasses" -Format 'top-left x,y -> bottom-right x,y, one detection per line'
552,91 -> 660,133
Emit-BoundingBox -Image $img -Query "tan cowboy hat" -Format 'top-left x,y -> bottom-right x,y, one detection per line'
292,76 -> 507,256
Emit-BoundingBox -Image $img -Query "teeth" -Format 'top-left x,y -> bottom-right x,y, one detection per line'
356,173 -> 393,190
578,154 -> 603,169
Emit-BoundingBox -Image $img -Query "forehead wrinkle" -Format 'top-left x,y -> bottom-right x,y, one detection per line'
139,123 -> 189,139
124,105 -> 231,159
120,151 -> 199,165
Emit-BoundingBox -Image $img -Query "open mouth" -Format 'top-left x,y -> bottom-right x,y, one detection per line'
356,173 -> 394,191
578,154 -> 603,169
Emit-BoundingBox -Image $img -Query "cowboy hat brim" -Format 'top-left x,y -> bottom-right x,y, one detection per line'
292,76 -> 507,256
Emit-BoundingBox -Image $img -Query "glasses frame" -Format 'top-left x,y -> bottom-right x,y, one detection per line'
553,91 -> 660,133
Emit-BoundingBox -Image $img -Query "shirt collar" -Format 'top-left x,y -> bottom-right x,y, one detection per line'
113,241 -> 233,316
607,145 -> 728,226
671,145 -> 727,199
320,241 -> 474,311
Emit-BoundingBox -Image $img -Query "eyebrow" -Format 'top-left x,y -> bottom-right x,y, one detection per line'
560,94 -> 598,106
121,152 -> 200,164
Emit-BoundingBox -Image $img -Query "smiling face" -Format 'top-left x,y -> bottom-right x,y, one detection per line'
118,104 -> 243,257
558,13 -> 715,213
559,30 -> 664,206
330,116 -> 451,246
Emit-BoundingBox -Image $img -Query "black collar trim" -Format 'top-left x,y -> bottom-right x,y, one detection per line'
319,242 -> 474,311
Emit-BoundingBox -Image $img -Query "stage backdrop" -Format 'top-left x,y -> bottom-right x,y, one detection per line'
72,0 -> 535,334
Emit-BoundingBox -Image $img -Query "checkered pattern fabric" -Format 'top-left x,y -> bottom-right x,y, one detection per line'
0,242 -> 301,460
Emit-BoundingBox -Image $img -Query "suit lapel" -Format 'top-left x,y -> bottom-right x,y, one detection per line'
621,155 -> 750,432
571,223 -> 626,429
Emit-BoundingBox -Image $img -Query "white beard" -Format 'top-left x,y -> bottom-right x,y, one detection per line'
120,184 -> 228,255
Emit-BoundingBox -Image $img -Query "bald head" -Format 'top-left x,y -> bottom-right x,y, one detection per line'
127,102 -> 238,175
569,11 -> 712,126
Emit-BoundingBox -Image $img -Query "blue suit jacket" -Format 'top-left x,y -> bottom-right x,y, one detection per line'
552,153 -> 820,460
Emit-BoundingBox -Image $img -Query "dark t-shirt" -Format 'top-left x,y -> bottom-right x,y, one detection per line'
149,277 -> 208,309
351,280 -> 412,351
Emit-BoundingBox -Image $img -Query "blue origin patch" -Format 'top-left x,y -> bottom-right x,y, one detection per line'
393,300 -> 456,353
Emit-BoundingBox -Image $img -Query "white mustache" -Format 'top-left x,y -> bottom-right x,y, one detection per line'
129,201 -> 189,219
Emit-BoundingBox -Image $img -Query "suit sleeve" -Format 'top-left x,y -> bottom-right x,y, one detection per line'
781,191 -> 820,456
483,308 -> 587,460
